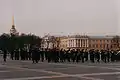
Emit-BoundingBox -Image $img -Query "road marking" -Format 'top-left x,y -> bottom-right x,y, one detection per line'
0,64 -> 67,75
74,72 -> 120,76
3,75 -> 68,80
10,60 -> 120,69
0,71 -> 12,72
80,76 -> 104,80
3,74 -> 104,80
47,63 -> 99,68
47,62 -> 120,71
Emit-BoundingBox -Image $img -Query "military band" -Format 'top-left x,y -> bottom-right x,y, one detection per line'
1,46 -> 120,64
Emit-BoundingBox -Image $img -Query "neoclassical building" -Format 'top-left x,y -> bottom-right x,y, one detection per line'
67,35 -> 89,49
59,35 -> 119,50
89,36 -> 113,50
42,34 -> 120,50
59,35 -> 89,50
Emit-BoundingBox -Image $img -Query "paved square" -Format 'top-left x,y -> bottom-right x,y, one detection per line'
1,59 -> 120,80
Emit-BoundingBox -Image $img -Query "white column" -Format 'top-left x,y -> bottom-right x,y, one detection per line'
74,39 -> 76,47
74,39 -> 75,47
80,39 -> 81,47
82,39 -> 84,47
87,39 -> 89,47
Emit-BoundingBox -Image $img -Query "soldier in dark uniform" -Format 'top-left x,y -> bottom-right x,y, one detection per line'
66,49 -> 71,62
76,49 -> 81,63
101,50 -> 105,62
23,47 -> 28,60
31,47 -> 35,63
20,48 -> 25,60
103,50 -> 107,63
71,49 -> 76,62
28,48 -> 32,60
89,49 -> 95,63
111,50 -> 115,62
84,49 -> 88,62
63,49 -> 66,62
3,49 -> 7,62
106,50 -> 110,62
25,48 -> 29,60
47,49 -> 52,63
95,50 -> 100,62
51,49 -> 55,62
116,50 -> 120,61
40,48 -> 44,62
78,49 -> 84,63
45,49 -> 48,60
31,46 -> 39,63
10,50 -> 14,60
15,48 -> 19,60
36,47 -> 40,63
59,49 -> 64,62
56,49 -> 60,63
14,49 -> 17,60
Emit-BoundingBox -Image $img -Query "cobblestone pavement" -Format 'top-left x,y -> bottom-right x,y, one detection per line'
1,58 -> 120,80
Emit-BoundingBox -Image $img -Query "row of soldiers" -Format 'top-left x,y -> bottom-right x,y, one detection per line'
1,47 -> 120,63
44,48 -> 120,63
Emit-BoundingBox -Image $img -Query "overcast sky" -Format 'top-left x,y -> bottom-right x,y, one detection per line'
0,0 -> 119,36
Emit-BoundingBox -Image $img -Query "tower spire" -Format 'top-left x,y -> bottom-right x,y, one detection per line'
12,15 -> 15,27
10,15 -> 19,36
12,15 -> 14,26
